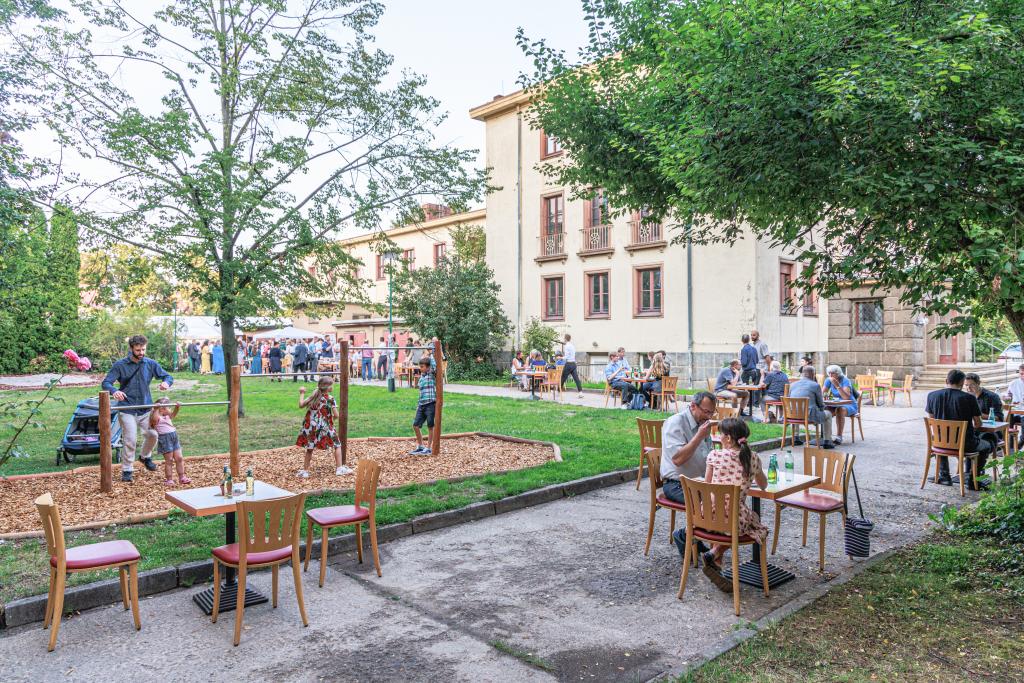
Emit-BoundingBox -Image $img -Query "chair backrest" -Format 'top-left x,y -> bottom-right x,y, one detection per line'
354,459 -> 381,514
803,447 -> 855,496
646,448 -> 664,494
902,374 -> 913,390
637,418 -> 664,452
876,370 -> 894,383
546,368 -> 560,384
783,382 -> 791,397
782,396 -> 810,421
816,373 -> 825,388
714,405 -> 738,421
680,476 -> 740,537
236,493 -> 306,558
855,374 -> 876,390
34,493 -> 66,564
924,417 -> 967,454
661,376 -> 678,394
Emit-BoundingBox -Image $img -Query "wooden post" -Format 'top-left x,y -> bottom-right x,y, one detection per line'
339,340 -> 349,465
99,391 -> 112,493
432,339 -> 444,456
229,365 -> 240,477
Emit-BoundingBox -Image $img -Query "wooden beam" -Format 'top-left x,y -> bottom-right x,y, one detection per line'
432,339 -> 444,456
99,391 -> 112,493
339,340 -> 349,465
229,365 -> 240,477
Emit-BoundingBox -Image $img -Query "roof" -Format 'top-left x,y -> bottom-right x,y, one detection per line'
332,318 -> 407,328
338,208 -> 486,248
469,90 -> 532,121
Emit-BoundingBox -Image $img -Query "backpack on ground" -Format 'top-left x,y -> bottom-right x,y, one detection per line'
628,393 -> 646,411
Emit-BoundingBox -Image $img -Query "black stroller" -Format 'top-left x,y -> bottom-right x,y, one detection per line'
56,398 -> 124,465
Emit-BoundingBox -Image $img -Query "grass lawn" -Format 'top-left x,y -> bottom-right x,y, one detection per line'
0,379 -> 779,603
681,535 -> 1024,682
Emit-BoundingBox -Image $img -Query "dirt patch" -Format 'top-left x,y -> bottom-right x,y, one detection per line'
0,434 -> 557,535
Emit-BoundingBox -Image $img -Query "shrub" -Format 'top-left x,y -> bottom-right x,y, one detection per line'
522,317 -> 560,360
934,453 -> 1024,544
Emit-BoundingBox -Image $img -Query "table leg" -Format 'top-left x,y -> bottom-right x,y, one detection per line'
529,375 -> 540,401
720,497 -> 796,589
192,510 -> 269,615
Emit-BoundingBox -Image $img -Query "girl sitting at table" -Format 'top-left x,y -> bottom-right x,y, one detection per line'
702,417 -> 768,589
823,364 -> 858,446
296,376 -> 351,478
641,353 -> 669,406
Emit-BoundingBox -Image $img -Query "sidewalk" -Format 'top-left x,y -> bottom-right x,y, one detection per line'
0,392 -> 972,682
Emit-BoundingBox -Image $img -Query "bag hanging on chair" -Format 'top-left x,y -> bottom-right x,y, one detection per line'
843,459 -> 873,558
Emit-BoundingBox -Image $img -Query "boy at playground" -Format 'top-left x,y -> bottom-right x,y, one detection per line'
296,376 -> 352,478
410,358 -> 436,455
150,398 -> 191,486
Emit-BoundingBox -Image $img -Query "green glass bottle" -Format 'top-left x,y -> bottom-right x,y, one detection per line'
767,454 -> 778,485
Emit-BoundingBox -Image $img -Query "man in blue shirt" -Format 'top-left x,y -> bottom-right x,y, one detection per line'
307,338 -> 319,376
740,334 -> 760,414
605,352 -> 635,404
101,334 -> 174,482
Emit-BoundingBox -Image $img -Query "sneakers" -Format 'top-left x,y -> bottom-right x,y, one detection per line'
419,448 -> 432,456
409,446 -> 426,455
335,466 -> 353,476
296,469 -> 310,478
140,457 -> 158,471
121,471 -> 133,483
578,393 -> 585,399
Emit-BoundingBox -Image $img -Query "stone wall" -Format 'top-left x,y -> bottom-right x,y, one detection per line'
827,287 -> 924,379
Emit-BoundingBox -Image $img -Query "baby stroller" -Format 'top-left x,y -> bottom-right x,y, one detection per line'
56,398 -> 123,465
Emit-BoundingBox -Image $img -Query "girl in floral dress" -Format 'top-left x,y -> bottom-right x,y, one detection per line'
296,377 -> 352,478
703,417 -> 768,580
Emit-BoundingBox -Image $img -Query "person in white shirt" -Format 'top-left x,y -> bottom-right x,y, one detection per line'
751,330 -> 770,372
559,333 -> 583,397
1003,363 -> 1024,434
617,346 -> 631,373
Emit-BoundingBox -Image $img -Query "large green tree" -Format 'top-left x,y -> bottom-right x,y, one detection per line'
520,0 -> 1024,345
10,0 -> 487,407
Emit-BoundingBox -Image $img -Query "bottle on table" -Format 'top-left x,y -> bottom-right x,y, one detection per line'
225,468 -> 234,499
988,408 -> 996,423
246,467 -> 254,496
220,465 -> 229,496
767,454 -> 778,485
784,449 -> 794,482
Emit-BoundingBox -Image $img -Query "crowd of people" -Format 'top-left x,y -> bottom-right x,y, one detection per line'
509,333 -> 586,397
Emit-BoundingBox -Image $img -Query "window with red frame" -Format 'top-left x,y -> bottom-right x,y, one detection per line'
543,276 -> 564,320
635,267 -> 662,316
433,242 -> 446,265
375,255 -> 385,280
803,273 -> 819,315
586,190 -> 609,227
403,248 -> 415,270
779,261 -> 796,315
587,271 -> 610,318
543,194 -> 564,234
542,131 -> 562,158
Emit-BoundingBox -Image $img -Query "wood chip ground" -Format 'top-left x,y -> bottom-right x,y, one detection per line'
0,435 -> 555,535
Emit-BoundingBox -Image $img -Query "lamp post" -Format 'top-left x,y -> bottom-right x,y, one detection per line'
383,250 -> 398,392
171,301 -> 178,371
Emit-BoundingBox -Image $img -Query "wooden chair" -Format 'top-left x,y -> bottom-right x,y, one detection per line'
762,381 -> 789,421
710,405 -> 739,449
643,449 -> 694,562
654,376 -> 679,413
706,378 -> 716,393
304,459 -> 382,586
922,417 -> 983,497
781,396 -> 820,448
816,373 -> 825,389
603,380 -> 622,407
541,366 -> 565,400
636,418 -> 664,490
875,370 -> 894,399
889,374 -> 913,406
842,392 -> 865,442
212,493 -> 308,646
35,493 -> 141,652
771,449 -> 855,571
855,374 -> 879,406
677,476 -> 769,616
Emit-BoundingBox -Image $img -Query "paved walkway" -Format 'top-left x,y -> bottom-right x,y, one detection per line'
0,390 -> 976,682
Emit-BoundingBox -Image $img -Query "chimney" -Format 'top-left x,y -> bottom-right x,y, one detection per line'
421,203 -> 453,221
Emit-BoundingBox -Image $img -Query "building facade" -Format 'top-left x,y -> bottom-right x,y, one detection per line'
470,91 -> 829,385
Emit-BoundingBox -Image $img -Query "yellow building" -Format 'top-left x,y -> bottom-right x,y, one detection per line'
470,90 -> 828,384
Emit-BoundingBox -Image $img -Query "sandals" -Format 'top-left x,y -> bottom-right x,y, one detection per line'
178,477 -> 192,485
164,479 -> 175,486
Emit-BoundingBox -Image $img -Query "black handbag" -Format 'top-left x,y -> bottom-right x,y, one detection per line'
843,458 -> 873,558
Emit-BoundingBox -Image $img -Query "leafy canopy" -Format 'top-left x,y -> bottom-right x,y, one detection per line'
519,0 -> 1024,343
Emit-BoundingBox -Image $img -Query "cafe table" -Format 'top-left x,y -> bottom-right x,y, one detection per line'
166,480 -> 294,615
718,472 -> 822,589
525,370 -> 547,401
731,384 -> 762,417
978,420 -> 1012,458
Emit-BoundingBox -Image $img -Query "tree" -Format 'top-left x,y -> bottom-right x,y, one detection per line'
520,0 -> 1024,347
80,244 -> 201,312
522,317 -> 559,360
392,256 -> 511,375
450,223 -> 486,263
11,0 -> 488,409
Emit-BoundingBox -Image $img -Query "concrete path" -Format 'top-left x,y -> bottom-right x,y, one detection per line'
0,391 -> 978,682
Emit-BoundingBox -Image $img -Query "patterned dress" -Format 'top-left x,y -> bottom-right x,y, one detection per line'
706,448 -> 768,543
296,394 -> 341,450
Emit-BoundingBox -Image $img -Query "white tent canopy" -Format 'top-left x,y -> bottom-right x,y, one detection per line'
151,315 -> 241,341
252,326 -> 323,340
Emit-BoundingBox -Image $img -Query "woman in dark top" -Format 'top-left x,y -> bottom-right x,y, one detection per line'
641,353 -> 669,404
760,360 -> 789,422
269,342 -> 284,381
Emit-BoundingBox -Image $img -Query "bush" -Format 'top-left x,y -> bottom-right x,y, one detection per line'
522,317 -> 560,359
934,453 -> 1024,544
81,309 -> 177,371
446,357 -> 504,382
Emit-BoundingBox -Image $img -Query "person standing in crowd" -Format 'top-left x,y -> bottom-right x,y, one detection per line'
739,334 -> 760,407
101,334 -> 173,483
360,339 -> 373,381
250,342 -> 263,375
376,336 -> 389,380
292,338 -> 308,382
751,330 -> 770,374
236,339 -> 246,371
200,341 -> 211,374
211,341 -> 225,374
559,334 -> 584,398
187,340 -> 200,373
927,369 -> 991,490
307,338 -> 319,376
321,337 -> 333,365
268,341 -> 282,380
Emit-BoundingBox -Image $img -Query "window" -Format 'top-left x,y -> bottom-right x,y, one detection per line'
433,242 -> 446,266
403,248 -> 415,271
375,254 -> 385,280
802,274 -> 819,315
541,131 -> 562,158
635,266 -> 663,316
543,276 -> 564,320
855,300 -> 884,335
542,194 -> 564,234
586,271 -> 610,318
779,261 -> 796,315
586,190 -> 609,228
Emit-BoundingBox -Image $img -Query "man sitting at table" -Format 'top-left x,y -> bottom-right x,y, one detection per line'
605,352 -> 635,404
927,369 -> 992,490
759,359 -> 789,423
714,359 -> 748,414
1002,364 -> 1024,435
965,372 -> 1004,457
789,366 -> 834,448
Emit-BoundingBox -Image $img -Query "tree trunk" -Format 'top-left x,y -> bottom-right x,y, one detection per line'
219,313 -> 245,417
1006,306 -> 1024,362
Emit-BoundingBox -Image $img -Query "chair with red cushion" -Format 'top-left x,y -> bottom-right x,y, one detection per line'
770,448 -> 855,571
677,476 -> 769,616
211,493 -> 308,646
35,493 -> 141,652
922,417 -> 981,497
642,449 -> 694,566
304,459 -> 382,586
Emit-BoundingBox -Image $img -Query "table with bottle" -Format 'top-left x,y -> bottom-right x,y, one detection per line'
165,466 -> 294,615
978,406 -> 1012,458
720,449 -> 822,588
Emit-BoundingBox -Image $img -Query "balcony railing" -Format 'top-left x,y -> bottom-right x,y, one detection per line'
538,231 -> 566,258
629,219 -> 664,246
579,224 -> 613,254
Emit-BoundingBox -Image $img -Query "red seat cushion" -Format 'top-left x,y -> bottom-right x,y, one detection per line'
692,528 -> 755,544
212,543 -> 293,566
52,540 -> 140,570
656,495 -> 686,511
931,446 -> 978,456
783,418 -> 807,424
307,505 -> 370,527
777,490 -> 843,512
